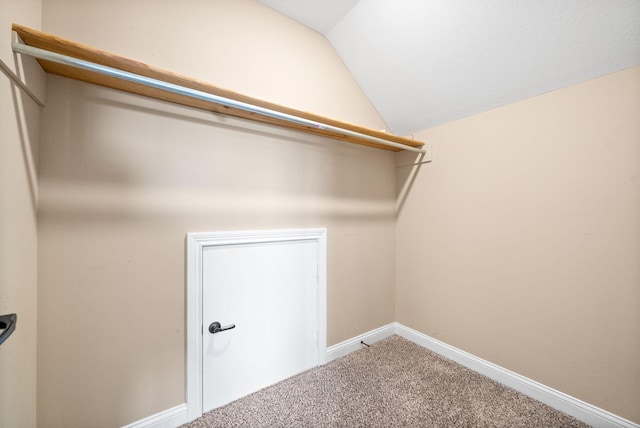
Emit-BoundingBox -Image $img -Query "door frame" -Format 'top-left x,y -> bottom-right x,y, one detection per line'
185,228 -> 327,421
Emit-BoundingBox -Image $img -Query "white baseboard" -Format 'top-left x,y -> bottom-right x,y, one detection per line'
124,324 -> 639,428
325,323 -> 396,362
393,323 -> 639,428
120,404 -> 188,428
124,324 -> 395,428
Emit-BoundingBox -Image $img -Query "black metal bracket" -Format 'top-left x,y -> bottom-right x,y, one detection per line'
0,313 -> 17,346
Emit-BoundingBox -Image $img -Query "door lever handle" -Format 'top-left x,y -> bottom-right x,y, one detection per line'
0,313 -> 17,346
209,321 -> 236,334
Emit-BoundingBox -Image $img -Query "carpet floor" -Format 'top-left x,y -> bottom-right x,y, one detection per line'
182,335 -> 589,427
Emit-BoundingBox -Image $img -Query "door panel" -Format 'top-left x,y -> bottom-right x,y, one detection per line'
202,239 -> 318,412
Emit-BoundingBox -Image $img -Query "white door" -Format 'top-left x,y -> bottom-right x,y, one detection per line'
201,238 -> 320,412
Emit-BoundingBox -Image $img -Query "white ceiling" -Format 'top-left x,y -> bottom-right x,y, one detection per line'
259,0 -> 640,135
259,0 -> 360,34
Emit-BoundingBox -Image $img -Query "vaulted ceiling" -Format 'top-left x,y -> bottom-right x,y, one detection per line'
259,0 -> 640,135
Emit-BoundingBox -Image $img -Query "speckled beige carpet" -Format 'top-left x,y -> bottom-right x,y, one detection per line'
182,335 -> 589,427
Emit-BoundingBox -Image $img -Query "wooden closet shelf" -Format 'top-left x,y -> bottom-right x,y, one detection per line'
12,24 -> 425,152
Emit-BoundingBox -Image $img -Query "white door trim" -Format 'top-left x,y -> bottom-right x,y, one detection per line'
185,228 -> 327,422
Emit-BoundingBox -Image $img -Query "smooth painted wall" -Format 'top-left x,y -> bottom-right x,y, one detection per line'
0,1 -> 43,426
395,65 -> 640,423
41,0 -> 382,127
37,1 -> 394,426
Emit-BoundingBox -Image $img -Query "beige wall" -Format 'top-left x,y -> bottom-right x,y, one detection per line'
396,65 -> 640,423
37,1 -> 395,426
41,0 -> 382,127
0,0 -> 43,427
14,0 -> 638,425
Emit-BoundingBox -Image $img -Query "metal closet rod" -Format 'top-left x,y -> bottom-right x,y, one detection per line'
12,41 -> 425,154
